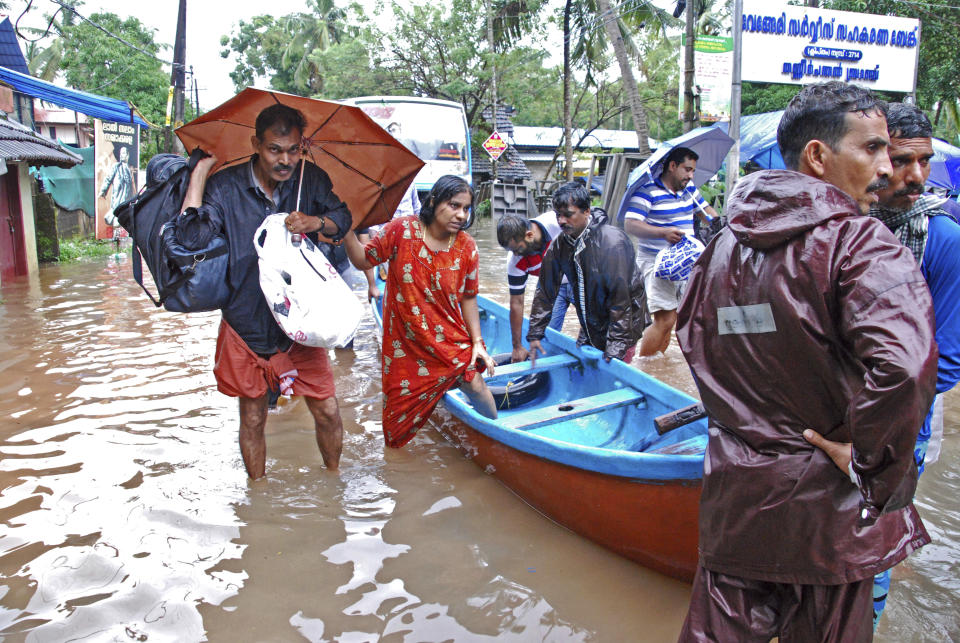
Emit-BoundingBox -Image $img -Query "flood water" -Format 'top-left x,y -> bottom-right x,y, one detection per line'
0,215 -> 957,642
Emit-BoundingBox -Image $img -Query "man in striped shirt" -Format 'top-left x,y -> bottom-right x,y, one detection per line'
497,211 -> 572,362
624,146 -> 718,356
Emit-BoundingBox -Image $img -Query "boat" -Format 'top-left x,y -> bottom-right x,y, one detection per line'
371,285 -> 706,582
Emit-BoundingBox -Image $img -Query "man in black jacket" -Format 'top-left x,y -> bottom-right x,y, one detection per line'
526,182 -> 645,363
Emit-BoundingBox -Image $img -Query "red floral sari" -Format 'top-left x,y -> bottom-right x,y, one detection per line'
364,216 -> 480,447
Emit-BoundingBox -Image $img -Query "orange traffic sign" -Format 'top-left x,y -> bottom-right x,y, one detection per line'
482,131 -> 508,161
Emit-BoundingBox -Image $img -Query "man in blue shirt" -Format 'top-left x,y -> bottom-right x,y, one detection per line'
623,146 -> 718,356
866,102 -> 960,628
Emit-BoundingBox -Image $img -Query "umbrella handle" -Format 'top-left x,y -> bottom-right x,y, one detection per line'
295,157 -> 306,212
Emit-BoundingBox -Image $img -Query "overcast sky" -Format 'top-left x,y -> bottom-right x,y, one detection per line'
11,0 -> 328,109
9,0 -> 680,112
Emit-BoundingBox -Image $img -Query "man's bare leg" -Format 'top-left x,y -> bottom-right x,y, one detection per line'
640,309 -> 677,357
238,395 -> 269,479
459,374 -> 498,420
304,396 -> 343,470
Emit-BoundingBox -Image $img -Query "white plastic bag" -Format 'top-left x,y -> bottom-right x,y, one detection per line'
254,213 -> 363,348
653,235 -> 705,282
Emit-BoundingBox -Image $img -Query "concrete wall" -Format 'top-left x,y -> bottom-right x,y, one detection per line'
17,163 -> 38,274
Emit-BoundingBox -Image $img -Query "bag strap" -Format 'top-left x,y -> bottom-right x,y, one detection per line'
130,236 -> 163,307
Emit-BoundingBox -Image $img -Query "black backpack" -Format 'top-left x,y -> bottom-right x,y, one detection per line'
115,149 -> 229,312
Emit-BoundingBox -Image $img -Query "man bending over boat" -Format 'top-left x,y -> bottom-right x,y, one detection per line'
525,182 -> 644,364
496,211 -> 572,363
675,81 -> 937,641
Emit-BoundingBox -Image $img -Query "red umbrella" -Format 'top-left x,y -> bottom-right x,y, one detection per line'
175,87 -> 424,229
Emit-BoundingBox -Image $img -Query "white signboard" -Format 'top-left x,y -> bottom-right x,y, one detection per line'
740,0 -> 920,93
679,34 -> 733,123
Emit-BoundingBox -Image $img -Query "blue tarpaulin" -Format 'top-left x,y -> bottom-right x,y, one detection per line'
716,111 -> 787,169
0,66 -> 150,128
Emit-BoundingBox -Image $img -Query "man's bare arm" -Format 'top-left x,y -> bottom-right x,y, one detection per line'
509,293 -> 529,363
181,155 -> 218,211
624,218 -> 684,244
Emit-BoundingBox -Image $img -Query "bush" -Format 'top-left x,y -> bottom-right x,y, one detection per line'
474,199 -> 491,218
56,238 -> 121,263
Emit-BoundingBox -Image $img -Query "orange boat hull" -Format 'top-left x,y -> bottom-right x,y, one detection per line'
438,417 -> 702,582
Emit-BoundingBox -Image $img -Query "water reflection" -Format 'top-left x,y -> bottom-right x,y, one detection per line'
0,219 -> 956,641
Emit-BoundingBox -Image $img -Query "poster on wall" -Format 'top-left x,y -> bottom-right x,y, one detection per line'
740,0 -> 920,93
679,34 -> 734,123
94,119 -> 139,240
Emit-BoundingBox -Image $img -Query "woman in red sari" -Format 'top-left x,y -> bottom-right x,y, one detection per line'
344,176 -> 497,447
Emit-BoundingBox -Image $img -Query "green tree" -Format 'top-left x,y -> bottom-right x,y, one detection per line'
823,0 -> 960,139
220,2 -> 368,97
370,0 -> 546,128
590,0 -> 676,155
220,15 -> 296,93
741,82 -> 797,116
276,0 -> 349,94
18,0 -> 80,82
56,12 -> 171,158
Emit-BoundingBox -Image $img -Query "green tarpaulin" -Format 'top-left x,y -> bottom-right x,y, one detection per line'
34,141 -> 95,215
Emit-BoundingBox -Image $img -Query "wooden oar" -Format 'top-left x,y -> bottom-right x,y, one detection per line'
654,403 -> 707,435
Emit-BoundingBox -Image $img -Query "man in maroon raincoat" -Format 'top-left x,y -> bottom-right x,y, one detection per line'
676,81 -> 938,641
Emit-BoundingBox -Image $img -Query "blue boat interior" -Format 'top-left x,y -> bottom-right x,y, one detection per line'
451,299 -> 707,457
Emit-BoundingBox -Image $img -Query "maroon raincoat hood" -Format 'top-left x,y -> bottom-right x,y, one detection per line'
726,169 -> 861,250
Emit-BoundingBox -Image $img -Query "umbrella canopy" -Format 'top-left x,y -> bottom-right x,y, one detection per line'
616,126 -> 734,225
176,88 -> 425,229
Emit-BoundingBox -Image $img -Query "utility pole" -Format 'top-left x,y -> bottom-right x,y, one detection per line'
191,65 -> 199,117
563,0 -> 574,181
724,0 -> 743,211
682,0 -> 696,133
167,0 -> 187,153
487,0 -> 499,187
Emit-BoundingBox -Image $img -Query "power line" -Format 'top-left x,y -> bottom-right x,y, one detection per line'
14,0 -> 64,43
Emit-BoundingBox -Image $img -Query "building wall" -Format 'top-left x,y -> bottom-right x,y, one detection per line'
18,163 -> 38,274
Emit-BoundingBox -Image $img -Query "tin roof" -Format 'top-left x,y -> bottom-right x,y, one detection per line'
0,116 -> 83,168
0,18 -> 29,75
472,146 -> 531,181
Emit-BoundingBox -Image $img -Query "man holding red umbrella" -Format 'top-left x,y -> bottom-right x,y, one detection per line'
179,103 -> 351,479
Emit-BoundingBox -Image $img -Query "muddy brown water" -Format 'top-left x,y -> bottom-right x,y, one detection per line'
0,216 -> 956,642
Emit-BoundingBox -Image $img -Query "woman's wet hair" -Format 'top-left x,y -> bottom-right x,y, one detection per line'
420,175 -> 474,225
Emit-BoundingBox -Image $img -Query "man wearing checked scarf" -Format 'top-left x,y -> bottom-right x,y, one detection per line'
869,102 -> 960,630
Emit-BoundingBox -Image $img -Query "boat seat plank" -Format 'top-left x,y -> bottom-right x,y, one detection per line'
500,388 -> 645,431
485,353 -> 580,381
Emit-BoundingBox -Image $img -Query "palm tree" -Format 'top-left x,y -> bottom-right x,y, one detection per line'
20,1 -> 78,82
566,0 -> 675,156
277,0 -> 349,95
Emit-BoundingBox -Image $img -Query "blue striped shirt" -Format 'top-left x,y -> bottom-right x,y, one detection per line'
624,177 -> 707,255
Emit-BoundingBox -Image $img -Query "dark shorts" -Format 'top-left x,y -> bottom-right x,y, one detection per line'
213,320 -> 336,400
678,566 -> 874,643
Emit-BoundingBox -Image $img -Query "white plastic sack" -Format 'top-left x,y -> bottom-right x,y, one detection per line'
254,213 -> 363,348
653,235 -> 705,282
